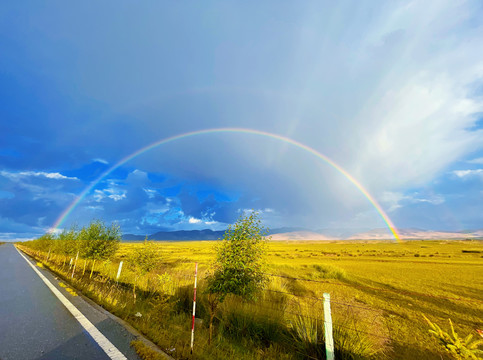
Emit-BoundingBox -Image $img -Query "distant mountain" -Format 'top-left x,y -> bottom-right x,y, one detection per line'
148,229 -> 226,241
123,228 -> 313,241
270,231 -> 337,241
316,228 -> 370,239
267,227 -> 309,235
348,228 -> 483,240
122,228 -> 483,241
122,234 -> 147,241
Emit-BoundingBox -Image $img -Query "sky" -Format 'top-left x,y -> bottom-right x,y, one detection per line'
1,1 -> 483,240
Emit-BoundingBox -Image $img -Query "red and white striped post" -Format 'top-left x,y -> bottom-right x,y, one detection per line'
190,262 -> 198,354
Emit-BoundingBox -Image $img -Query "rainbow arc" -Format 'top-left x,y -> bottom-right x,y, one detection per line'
51,128 -> 400,242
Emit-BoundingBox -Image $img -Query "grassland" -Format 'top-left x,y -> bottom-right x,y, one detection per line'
19,240 -> 483,360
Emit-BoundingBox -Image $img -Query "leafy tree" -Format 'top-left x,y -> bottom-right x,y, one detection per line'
55,226 -> 79,265
77,220 -> 121,277
33,232 -> 55,252
79,220 -> 121,260
205,211 -> 269,342
127,238 -> 161,301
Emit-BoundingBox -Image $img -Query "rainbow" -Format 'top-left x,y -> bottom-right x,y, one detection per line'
51,128 -> 400,241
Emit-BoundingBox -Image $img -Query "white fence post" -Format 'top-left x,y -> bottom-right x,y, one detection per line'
116,261 -> 123,281
71,251 -> 79,279
323,293 -> 335,360
190,262 -> 198,354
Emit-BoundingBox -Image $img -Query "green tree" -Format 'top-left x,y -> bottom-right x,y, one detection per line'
55,226 -> 79,265
78,220 -> 121,277
205,211 -> 269,342
127,238 -> 161,302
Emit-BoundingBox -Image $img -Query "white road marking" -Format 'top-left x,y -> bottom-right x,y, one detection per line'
16,248 -> 127,360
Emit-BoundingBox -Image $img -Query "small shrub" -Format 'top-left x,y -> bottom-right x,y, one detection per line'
288,311 -> 325,358
424,316 -> 483,360
312,264 -> 347,280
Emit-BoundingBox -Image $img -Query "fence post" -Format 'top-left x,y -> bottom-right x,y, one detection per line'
190,262 -> 198,354
323,293 -> 335,360
71,251 -> 79,279
83,259 -> 87,275
116,261 -> 123,282
90,259 -> 96,279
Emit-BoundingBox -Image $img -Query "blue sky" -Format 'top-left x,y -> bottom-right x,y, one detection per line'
1,1 -> 483,239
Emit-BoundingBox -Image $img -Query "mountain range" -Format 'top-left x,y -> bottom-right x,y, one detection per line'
122,228 -> 483,241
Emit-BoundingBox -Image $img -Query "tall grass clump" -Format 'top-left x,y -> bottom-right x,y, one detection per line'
288,310 -> 326,359
218,296 -> 288,347
424,316 -> 483,360
311,264 -> 347,280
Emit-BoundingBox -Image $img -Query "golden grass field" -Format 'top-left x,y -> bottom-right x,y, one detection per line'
19,239 -> 483,360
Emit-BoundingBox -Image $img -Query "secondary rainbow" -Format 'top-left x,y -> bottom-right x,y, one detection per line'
51,127 -> 400,241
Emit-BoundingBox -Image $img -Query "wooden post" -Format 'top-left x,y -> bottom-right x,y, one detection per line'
191,262 -> 198,354
90,259 -> 96,279
116,261 -> 123,282
323,293 -> 334,360
82,259 -> 87,275
71,251 -> 79,279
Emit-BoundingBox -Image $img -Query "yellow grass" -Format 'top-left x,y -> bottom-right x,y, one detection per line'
18,239 -> 483,360
115,239 -> 483,359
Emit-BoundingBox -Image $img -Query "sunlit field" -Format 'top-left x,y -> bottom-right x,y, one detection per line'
19,239 -> 483,360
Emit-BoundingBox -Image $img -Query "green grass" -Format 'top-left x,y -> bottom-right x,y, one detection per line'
18,239 -> 483,360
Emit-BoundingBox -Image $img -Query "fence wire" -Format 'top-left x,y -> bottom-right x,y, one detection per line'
18,247 -> 480,360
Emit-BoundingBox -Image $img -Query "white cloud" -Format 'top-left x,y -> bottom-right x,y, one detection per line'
188,216 -> 202,224
143,188 -> 157,198
453,169 -> 483,178
382,191 -> 445,212
86,205 -> 103,211
93,187 -> 126,201
0,170 -> 78,180
415,194 -> 445,205
467,158 -> 483,164
108,193 -> 126,201
93,190 -> 105,202
93,158 -> 109,164
381,191 -> 407,212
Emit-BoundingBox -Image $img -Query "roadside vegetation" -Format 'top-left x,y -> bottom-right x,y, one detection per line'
17,217 -> 483,360
0,241 -> 5,246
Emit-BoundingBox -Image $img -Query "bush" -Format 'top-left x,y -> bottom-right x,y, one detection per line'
79,220 -> 121,261
127,239 -> 161,275
312,264 -> 347,280
206,211 -> 268,301
205,211 -> 269,343
424,316 -> 483,360
127,239 -> 161,301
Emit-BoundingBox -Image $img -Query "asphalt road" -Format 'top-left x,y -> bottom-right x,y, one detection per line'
0,243 -> 142,360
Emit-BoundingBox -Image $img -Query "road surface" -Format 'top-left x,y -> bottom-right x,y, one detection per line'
0,243 -> 142,360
